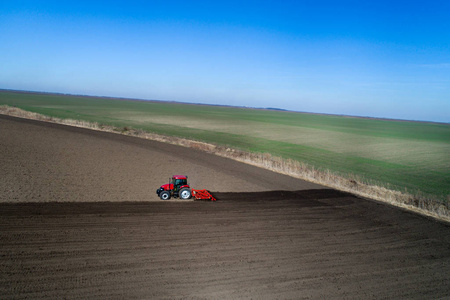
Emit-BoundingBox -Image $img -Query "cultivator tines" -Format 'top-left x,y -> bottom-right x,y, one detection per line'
192,189 -> 216,201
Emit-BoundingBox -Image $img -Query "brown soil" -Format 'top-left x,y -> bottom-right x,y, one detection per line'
1,114 -> 449,299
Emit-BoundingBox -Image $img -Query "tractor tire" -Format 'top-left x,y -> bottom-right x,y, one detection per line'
179,188 -> 192,200
159,190 -> 171,200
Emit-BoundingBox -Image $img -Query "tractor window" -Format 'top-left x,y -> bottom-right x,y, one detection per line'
173,179 -> 186,186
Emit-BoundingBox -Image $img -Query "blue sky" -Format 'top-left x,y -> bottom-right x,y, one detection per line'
1,1 -> 449,122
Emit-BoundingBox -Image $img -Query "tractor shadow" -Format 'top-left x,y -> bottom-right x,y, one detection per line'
210,189 -> 355,207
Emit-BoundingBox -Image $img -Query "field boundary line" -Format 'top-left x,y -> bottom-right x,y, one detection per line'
1,105 -> 448,223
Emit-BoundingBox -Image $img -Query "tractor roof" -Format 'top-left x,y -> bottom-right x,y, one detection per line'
172,175 -> 187,180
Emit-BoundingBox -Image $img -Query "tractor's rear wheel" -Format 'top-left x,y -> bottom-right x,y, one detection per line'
179,188 -> 191,200
160,191 -> 171,200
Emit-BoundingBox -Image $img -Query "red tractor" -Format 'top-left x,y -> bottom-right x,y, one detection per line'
156,175 -> 192,200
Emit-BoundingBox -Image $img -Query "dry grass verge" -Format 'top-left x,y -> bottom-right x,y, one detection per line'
1,105 -> 448,222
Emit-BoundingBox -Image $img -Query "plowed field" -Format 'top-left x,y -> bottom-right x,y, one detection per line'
1,114 -> 449,299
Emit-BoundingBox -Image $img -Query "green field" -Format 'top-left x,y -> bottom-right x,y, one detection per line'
1,90 -> 449,201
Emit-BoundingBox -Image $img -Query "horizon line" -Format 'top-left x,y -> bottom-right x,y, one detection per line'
1,88 -> 448,125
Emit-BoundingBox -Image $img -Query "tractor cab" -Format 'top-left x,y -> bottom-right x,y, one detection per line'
156,175 -> 192,200
172,176 -> 188,191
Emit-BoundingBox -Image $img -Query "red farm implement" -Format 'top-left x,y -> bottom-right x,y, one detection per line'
192,189 -> 216,201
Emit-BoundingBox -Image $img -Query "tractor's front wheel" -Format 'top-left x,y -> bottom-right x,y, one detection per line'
179,188 -> 192,200
159,190 -> 171,200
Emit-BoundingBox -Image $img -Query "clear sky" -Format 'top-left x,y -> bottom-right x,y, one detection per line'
1,1 -> 449,122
